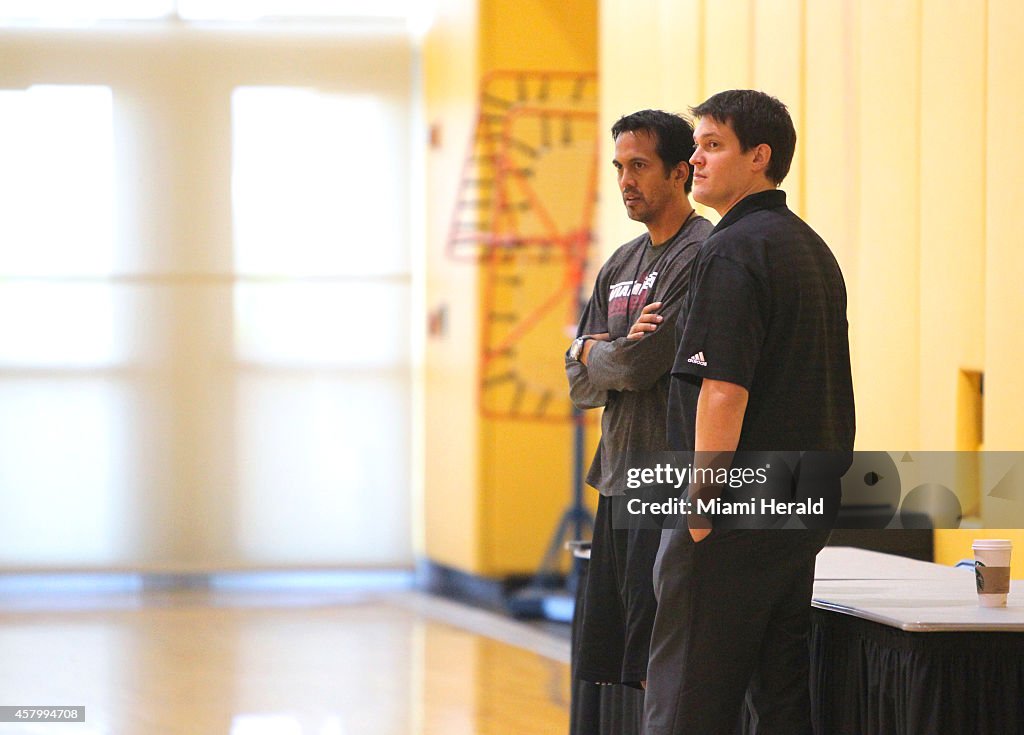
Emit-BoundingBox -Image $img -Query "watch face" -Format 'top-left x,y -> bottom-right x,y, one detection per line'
571,338 -> 583,360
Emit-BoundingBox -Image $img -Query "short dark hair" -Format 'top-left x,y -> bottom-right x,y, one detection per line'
611,109 -> 696,192
690,90 -> 796,184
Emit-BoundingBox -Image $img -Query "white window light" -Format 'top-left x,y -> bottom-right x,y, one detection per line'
0,0 -> 423,22
0,0 -> 172,21
176,0 -> 414,21
0,85 -> 115,278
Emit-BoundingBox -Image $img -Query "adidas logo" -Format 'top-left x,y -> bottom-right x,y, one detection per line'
687,351 -> 707,367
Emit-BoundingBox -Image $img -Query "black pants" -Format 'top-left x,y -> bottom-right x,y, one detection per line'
644,529 -> 830,735
577,494 -> 662,688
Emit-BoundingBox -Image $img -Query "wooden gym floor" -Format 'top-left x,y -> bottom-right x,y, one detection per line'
0,585 -> 571,734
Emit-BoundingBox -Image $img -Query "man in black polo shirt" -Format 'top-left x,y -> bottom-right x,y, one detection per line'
643,90 -> 855,735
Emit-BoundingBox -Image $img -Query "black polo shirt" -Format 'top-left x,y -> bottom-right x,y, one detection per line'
667,189 -> 855,452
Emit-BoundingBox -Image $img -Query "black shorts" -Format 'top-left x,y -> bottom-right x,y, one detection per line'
575,493 -> 661,688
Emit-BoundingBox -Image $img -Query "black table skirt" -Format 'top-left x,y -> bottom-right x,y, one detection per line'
810,609 -> 1024,735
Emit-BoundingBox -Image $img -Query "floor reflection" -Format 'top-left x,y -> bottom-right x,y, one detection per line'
0,589 -> 570,734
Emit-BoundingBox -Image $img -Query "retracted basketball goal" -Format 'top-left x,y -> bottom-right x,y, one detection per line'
447,70 -> 600,424
445,71 -> 601,617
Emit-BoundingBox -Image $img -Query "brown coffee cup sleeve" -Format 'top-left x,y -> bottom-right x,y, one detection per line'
975,565 -> 1011,594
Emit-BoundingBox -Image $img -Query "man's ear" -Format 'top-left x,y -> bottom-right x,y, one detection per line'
751,143 -> 772,174
674,161 -> 690,184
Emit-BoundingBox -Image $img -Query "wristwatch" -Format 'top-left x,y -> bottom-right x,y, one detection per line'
569,336 -> 592,361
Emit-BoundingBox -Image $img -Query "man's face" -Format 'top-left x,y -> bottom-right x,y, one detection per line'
689,116 -> 762,215
613,130 -> 679,225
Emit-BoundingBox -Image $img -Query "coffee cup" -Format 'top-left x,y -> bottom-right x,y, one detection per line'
973,539 -> 1012,607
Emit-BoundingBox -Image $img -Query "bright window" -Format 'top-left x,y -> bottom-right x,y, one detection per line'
231,86 -> 408,278
0,0 -> 172,20
231,85 -> 411,565
0,0 -> 417,21
177,0 -> 415,20
0,85 -> 115,277
0,380 -> 128,563
0,85 -> 126,564
0,86 -> 121,368
0,35 -> 413,571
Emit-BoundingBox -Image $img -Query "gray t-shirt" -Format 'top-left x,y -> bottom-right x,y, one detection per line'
566,214 -> 712,495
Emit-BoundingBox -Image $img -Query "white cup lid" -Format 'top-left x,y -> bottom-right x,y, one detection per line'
972,539 -> 1012,549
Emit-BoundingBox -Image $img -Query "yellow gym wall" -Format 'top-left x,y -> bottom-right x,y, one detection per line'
423,0 -> 598,576
422,0 -> 483,575
424,0 -> 1024,579
477,0 -> 598,576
